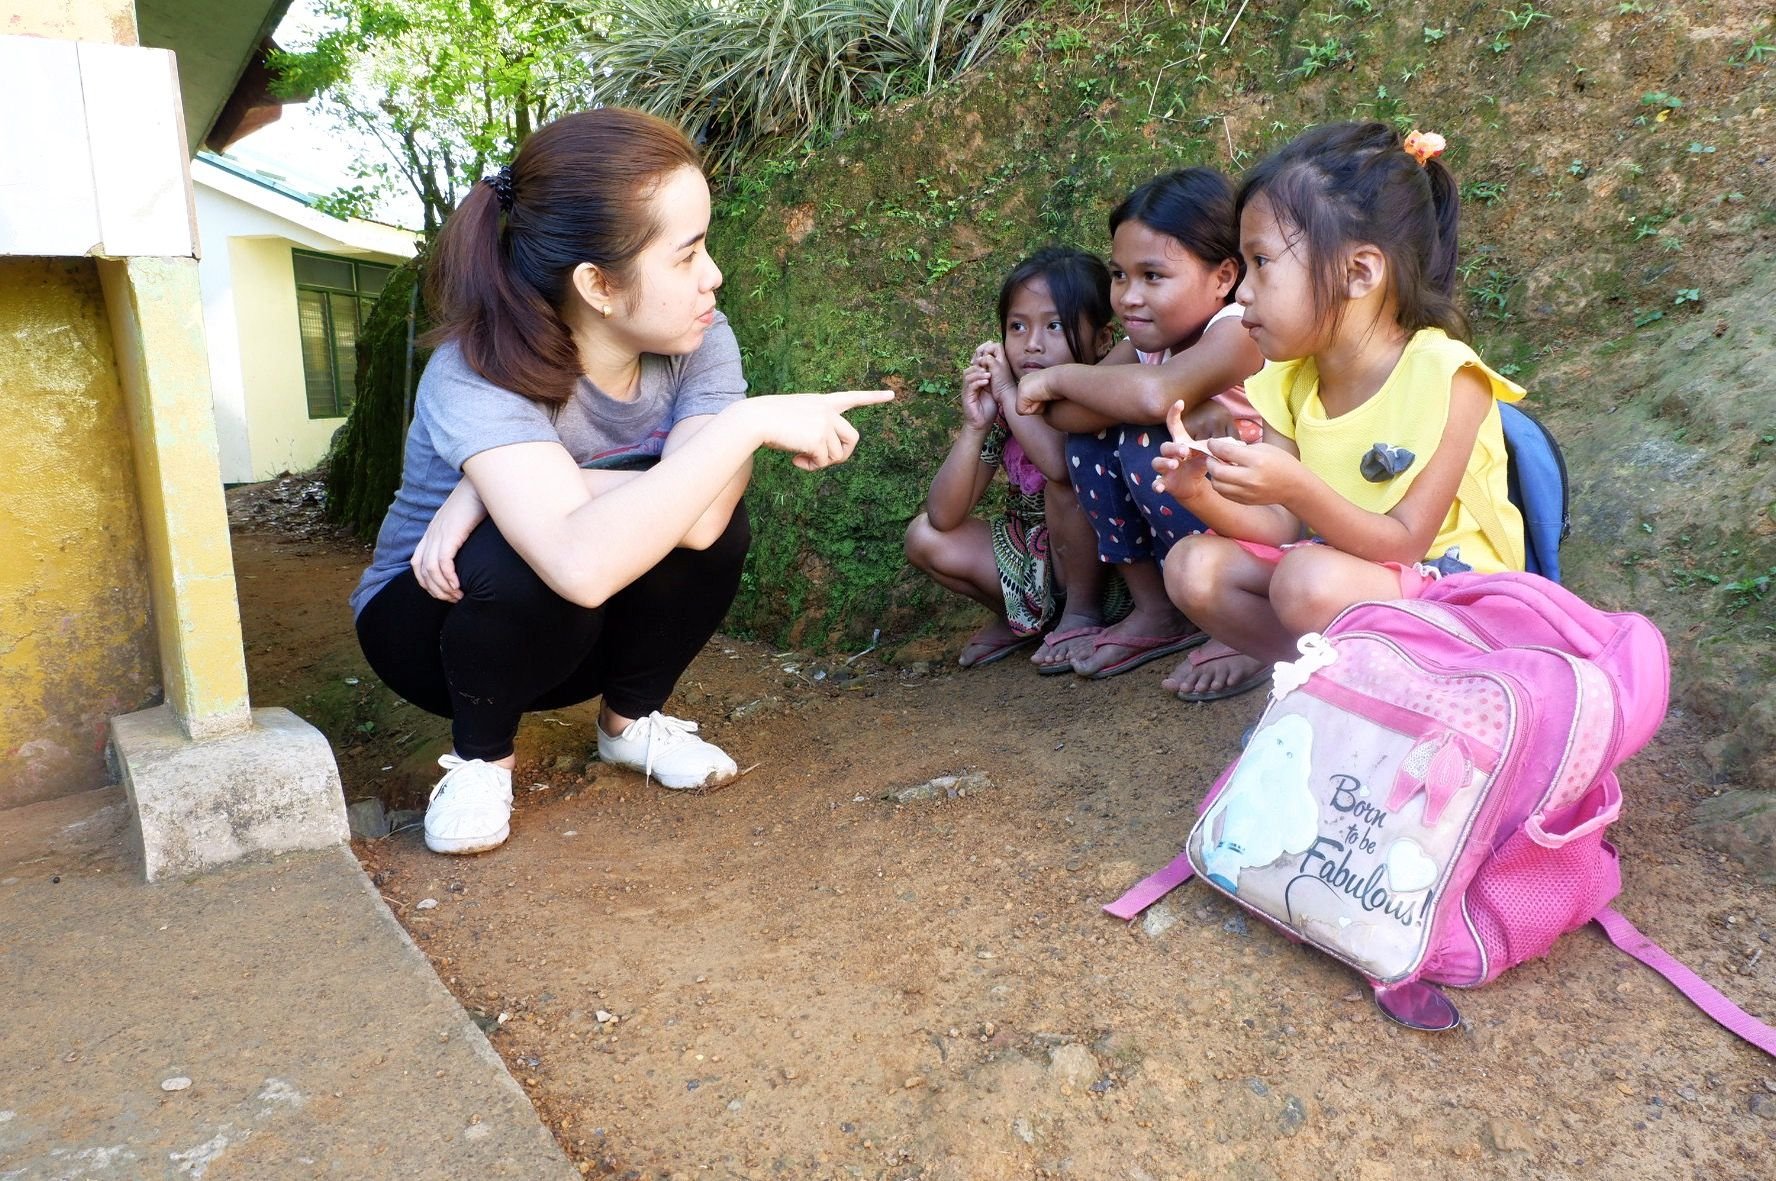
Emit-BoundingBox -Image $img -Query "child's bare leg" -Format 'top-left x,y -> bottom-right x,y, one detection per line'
904,513 -> 1020,655
1160,536 -> 1290,697
1033,481 -> 1111,667
1269,545 -> 1404,636
1068,559 -> 1192,676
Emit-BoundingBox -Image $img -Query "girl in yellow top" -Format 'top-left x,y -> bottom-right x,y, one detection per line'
1152,122 -> 1527,702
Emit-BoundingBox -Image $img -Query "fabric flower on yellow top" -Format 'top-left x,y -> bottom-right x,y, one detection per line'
1403,130 -> 1447,166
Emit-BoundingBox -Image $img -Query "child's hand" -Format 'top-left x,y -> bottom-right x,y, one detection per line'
961,362 -> 998,431
1151,399 -> 1213,501
1180,399 -> 1238,442
1196,435 -> 1305,507
1015,366 -> 1061,417
971,341 -> 1019,408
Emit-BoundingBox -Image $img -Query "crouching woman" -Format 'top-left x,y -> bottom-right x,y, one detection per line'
349,108 -> 888,855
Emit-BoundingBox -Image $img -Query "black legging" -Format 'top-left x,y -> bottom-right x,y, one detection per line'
356,504 -> 750,761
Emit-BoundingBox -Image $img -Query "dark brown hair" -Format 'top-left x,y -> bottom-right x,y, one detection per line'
1235,121 -> 1467,342
996,246 -> 1113,366
1108,168 -> 1243,301
424,108 -> 701,404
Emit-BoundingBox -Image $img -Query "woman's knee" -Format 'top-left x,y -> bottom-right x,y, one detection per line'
454,519 -> 562,613
646,500 -> 751,593
693,499 -> 751,568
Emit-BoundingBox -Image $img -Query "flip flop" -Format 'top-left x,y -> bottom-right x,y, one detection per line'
958,631 -> 1037,669
1082,627 -> 1207,680
1174,640 -> 1271,702
1031,624 -> 1104,676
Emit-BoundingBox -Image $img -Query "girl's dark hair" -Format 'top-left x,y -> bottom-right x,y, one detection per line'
1235,121 -> 1467,341
997,246 -> 1114,365
424,107 -> 701,404
1108,167 -> 1243,301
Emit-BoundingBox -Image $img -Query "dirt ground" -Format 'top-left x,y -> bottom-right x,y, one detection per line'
229,480 -> 1776,1181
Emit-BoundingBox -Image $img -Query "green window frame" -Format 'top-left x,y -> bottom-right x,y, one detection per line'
293,249 -> 395,419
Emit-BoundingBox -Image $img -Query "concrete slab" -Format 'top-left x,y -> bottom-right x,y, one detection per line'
110,704 -> 350,882
0,787 -> 576,1180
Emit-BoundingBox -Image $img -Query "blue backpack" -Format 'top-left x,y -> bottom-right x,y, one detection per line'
1460,403 -> 1570,583
1499,404 -> 1570,582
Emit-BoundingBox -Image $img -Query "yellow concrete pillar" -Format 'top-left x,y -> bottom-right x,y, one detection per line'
98,256 -> 252,741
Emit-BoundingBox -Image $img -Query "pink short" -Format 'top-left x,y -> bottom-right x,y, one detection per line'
1231,538 -> 1441,599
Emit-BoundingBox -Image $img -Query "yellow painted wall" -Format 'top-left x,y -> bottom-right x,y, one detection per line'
230,237 -> 350,479
0,258 -> 160,809
2,0 -> 136,44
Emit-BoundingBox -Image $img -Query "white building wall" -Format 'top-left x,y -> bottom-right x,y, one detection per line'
190,159 -> 416,482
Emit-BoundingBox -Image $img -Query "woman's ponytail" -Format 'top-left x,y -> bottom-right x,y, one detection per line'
425,180 -> 580,404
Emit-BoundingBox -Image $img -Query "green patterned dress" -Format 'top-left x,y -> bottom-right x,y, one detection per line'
979,423 -> 1055,637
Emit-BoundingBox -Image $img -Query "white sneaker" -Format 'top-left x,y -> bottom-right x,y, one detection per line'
424,754 -> 513,854
597,711 -> 737,790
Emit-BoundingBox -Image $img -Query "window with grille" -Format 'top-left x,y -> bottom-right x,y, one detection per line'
293,250 -> 395,418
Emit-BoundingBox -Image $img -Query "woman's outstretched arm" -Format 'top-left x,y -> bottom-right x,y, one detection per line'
664,414 -> 752,550
466,391 -> 890,608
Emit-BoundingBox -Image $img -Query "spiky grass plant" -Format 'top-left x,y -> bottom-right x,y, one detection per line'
581,0 -> 1026,174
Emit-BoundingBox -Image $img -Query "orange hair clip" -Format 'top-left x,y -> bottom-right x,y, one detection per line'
1403,130 -> 1447,166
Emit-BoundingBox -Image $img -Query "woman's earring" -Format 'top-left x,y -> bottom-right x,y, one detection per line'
601,304 -> 613,318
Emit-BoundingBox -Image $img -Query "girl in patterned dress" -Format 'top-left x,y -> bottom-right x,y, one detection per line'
905,247 -> 1126,669
1015,169 -> 1265,684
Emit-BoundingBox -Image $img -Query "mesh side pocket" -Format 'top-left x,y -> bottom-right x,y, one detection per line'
1466,828 -> 1621,984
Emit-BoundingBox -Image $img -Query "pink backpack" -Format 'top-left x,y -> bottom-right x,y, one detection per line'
1107,572 -> 1776,1051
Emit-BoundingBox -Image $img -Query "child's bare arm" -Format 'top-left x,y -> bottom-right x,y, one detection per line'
1015,318 -> 1259,425
1013,338 -> 1132,418
925,360 -> 1000,530
997,402 -> 1069,483
972,346 -> 1069,482
1040,400 -> 1120,436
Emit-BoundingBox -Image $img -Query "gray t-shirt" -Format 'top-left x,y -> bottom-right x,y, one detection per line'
350,313 -> 746,618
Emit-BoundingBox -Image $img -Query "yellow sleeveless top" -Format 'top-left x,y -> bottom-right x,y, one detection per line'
1244,329 -> 1527,573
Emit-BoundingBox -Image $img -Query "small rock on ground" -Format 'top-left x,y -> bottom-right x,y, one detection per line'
1048,1044 -> 1098,1091
346,798 -> 390,840
1140,898 -> 1182,939
1279,1096 -> 1307,1136
890,771 -> 993,804
1482,1117 -> 1533,1153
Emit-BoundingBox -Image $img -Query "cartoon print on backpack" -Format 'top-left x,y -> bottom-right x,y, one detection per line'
1187,646 -> 1502,981
1388,731 -> 1476,826
1197,714 -> 1318,892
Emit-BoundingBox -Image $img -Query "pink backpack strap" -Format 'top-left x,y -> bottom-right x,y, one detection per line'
1103,852 -> 1195,920
1596,907 -> 1776,1058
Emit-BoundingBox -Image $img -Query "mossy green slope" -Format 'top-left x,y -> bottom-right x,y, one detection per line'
713,7 -> 1769,661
